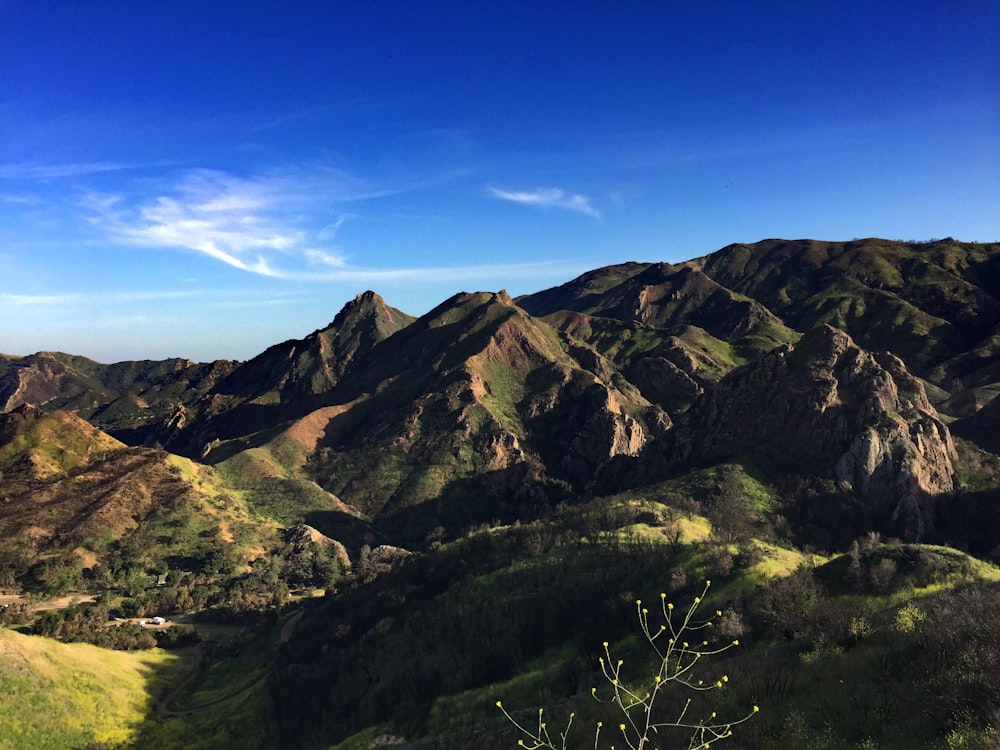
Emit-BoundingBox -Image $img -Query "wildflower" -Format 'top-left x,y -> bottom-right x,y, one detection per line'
732,639 -> 739,645
716,610 -> 722,617
722,675 -> 729,683
496,700 -> 503,707
753,705 -> 760,713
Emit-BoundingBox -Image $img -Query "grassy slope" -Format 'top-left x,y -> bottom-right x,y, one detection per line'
0,628 -> 185,749
275,451 -> 1000,750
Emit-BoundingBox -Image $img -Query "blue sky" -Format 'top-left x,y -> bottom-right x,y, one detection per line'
2,1 -> 997,362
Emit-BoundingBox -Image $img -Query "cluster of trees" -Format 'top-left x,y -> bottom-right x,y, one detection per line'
31,602 -> 197,650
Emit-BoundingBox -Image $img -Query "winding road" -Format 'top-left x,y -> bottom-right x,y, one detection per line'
156,610 -> 303,718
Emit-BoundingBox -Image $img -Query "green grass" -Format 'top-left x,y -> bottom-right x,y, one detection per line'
479,361 -> 527,435
168,654 -> 269,711
141,679 -> 274,749
0,628 -> 185,749
424,642 -> 579,736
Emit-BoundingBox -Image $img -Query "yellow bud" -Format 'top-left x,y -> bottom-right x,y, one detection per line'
706,579 -> 712,586
716,610 -> 723,617
660,592 -> 666,599
495,700 -> 502,707
642,608 -> 649,614
518,741 -> 525,747
722,675 -> 729,683
620,724 -> 626,731
668,602 -> 674,610
597,721 -> 603,728
695,596 -> 701,603
603,641 -> 609,648
753,705 -> 760,713
732,639 -> 739,645
636,599 -> 642,606
716,681 -> 722,687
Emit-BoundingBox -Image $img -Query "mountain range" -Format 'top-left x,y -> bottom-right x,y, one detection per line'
3,236 -> 1000,749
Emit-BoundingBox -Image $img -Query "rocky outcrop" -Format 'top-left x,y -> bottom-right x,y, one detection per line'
624,356 -> 704,412
285,523 -> 352,571
664,325 -> 956,538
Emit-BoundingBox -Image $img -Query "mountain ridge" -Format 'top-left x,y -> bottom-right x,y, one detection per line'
4,236 -> 1000,748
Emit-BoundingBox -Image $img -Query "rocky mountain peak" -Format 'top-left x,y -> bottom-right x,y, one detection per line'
666,325 -> 956,539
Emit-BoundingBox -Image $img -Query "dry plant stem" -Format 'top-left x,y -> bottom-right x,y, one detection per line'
499,581 -> 759,750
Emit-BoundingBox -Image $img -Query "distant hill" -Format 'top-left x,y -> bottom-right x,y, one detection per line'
0,352 -> 236,436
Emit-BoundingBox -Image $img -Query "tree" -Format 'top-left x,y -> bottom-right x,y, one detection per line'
497,582 -> 758,749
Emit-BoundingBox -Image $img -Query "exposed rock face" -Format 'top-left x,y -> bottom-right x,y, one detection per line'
285,523 -> 352,571
624,356 -> 704,411
666,325 -> 956,538
564,387 -> 647,482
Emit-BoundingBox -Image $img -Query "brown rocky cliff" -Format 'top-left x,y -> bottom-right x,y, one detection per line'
665,325 -> 956,538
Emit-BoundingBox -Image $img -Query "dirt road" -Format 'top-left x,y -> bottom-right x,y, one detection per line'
156,610 -> 303,718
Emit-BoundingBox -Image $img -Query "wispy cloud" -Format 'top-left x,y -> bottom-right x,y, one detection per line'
487,186 -> 600,218
0,290 -> 200,306
84,168 -> 354,277
0,161 -> 168,181
0,193 -> 42,205
83,167 -> 585,284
